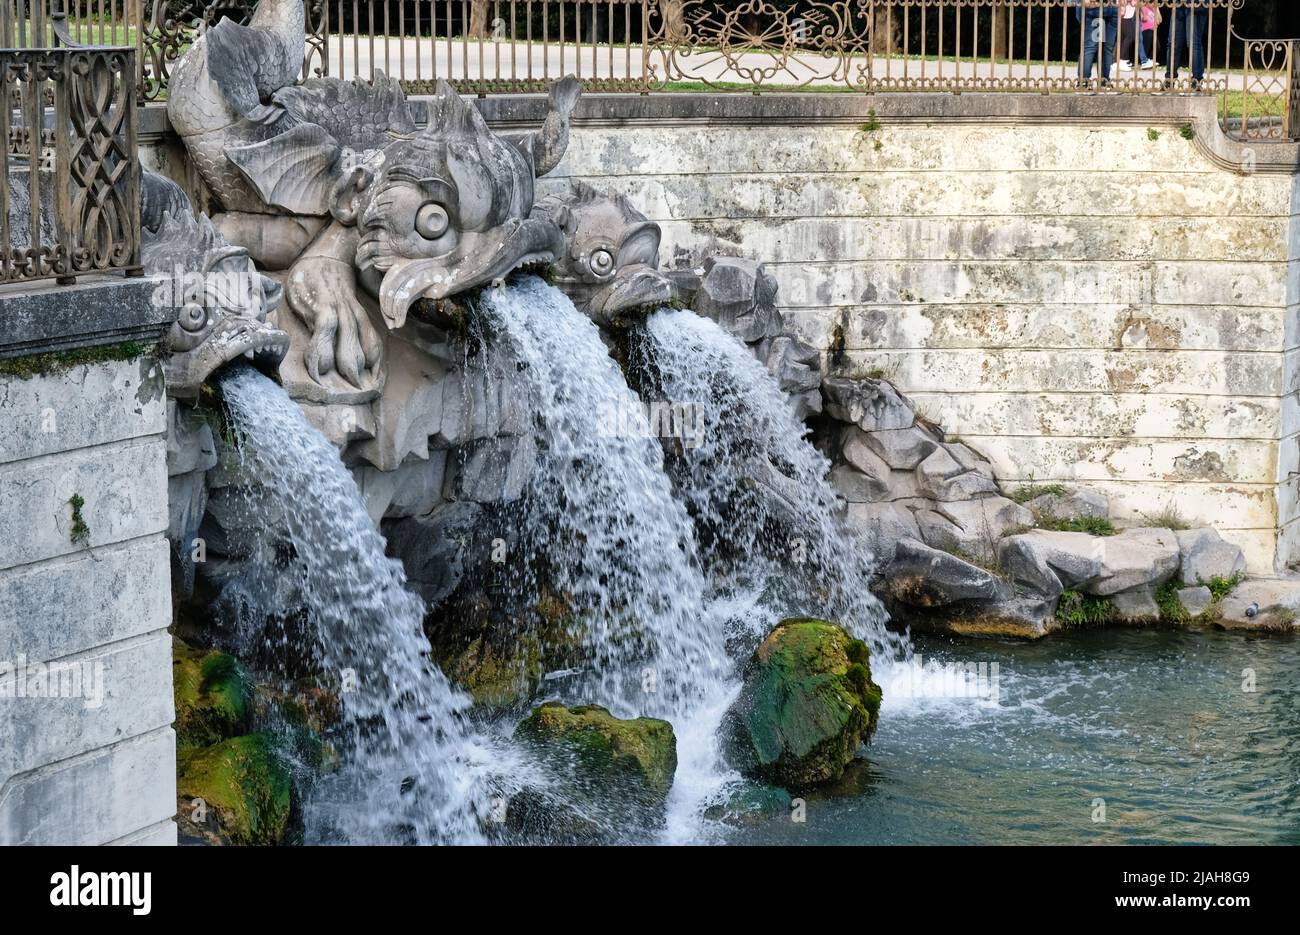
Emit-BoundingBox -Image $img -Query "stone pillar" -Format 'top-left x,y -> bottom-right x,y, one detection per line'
0,278 -> 178,845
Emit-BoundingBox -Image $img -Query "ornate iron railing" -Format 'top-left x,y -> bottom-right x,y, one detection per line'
8,2 -> 1298,138
1,35 -> 141,285
22,0 -> 1280,143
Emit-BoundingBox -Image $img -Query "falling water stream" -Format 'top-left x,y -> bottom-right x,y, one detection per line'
208,281 -> 1300,845
477,280 -> 912,840
217,367 -> 495,844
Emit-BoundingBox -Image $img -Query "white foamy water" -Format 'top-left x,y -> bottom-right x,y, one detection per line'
636,308 -> 904,660
480,279 -> 732,721
218,366 -> 488,844
631,308 -> 915,836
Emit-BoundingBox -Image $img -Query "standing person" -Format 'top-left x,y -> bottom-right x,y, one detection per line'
1077,2 -> 1120,87
1166,0 -> 1210,85
1119,5 -> 1160,71
1140,5 -> 1161,69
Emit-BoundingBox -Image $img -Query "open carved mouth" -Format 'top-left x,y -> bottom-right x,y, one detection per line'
376,216 -> 565,329
166,318 -> 291,402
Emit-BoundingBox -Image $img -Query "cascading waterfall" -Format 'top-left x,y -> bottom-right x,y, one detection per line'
209,282 -> 910,844
216,366 -> 489,844
478,278 -> 731,720
633,309 -> 904,661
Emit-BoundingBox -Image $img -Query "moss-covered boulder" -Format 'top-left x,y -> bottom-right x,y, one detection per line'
724,618 -> 881,789
173,640 -> 253,751
515,702 -> 677,804
426,587 -> 589,710
176,733 -> 293,846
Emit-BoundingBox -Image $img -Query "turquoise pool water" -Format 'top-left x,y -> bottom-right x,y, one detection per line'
726,628 -> 1300,845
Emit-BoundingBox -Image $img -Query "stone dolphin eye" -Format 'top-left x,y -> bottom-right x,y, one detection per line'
178,301 -> 208,333
590,248 -> 615,278
415,202 -> 450,240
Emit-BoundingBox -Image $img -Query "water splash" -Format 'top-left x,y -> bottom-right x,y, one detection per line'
478,278 -> 731,721
216,366 -> 486,844
633,309 -> 903,660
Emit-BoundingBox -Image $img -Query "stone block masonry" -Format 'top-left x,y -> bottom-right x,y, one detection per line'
0,279 -> 178,845
465,92 -> 1300,574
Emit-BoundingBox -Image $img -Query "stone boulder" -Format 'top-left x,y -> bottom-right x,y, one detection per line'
822,376 -> 916,432
841,427 -> 893,484
885,538 -> 1010,607
176,733 -> 293,846
173,640 -> 253,752
862,425 -> 941,470
515,702 -> 678,805
442,434 -> 537,503
1176,585 -> 1213,618
1091,528 -> 1181,595
383,500 -> 486,608
702,782 -> 794,828
830,463 -> 889,503
1175,528 -> 1247,587
723,618 -> 881,789
1215,578 -> 1300,632
997,527 -> 1179,598
998,529 -> 1100,597
883,539 -> 1052,639
500,787 -> 602,844
930,496 -> 1033,562
844,501 -> 921,564
690,256 -> 783,344
424,586 -> 587,711
1024,488 -> 1109,522
915,447 -> 998,502
758,335 -> 823,421
1110,587 -> 1161,623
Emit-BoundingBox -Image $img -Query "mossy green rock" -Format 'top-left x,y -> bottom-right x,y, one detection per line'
428,587 -> 588,710
173,639 -> 253,751
515,702 -> 677,802
176,733 -> 293,846
724,618 -> 882,789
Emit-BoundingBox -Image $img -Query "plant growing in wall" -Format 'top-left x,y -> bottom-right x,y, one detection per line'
68,494 -> 90,546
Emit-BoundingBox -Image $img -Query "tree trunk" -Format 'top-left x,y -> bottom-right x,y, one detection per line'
469,0 -> 491,39
991,5 -> 1008,61
870,5 -> 902,55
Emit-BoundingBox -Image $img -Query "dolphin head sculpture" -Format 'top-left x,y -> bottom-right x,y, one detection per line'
534,180 -> 677,324
225,78 -> 583,330
143,209 -> 289,400
351,84 -> 566,329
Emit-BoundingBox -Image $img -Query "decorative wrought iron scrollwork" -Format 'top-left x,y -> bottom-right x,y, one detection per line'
646,0 -> 873,91
2,47 -> 139,285
137,0 -> 257,101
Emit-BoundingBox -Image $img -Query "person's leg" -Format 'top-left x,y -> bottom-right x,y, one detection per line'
1119,16 -> 1136,67
1101,8 -> 1120,82
1167,7 -> 1188,80
1140,29 -> 1154,67
1192,8 -> 1209,81
1079,8 -> 1099,81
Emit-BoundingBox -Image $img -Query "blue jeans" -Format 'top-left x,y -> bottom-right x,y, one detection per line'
1166,7 -> 1210,82
1077,7 -> 1120,83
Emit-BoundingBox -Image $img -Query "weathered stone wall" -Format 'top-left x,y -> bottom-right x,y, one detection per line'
0,282 -> 177,845
511,94 -> 1300,574
137,93 -> 1300,573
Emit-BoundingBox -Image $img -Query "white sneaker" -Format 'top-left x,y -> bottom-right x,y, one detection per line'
1119,61 -> 1134,72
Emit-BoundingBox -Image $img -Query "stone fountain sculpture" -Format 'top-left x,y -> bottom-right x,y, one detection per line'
161,0 -> 587,519
166,0 -> 579,400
